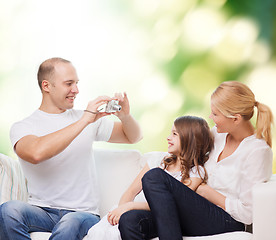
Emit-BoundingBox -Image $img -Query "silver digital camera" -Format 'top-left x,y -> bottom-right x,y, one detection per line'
105,100 -> 121,113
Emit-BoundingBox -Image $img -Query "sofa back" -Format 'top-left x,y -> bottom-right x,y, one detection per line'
0,149 -> 148,217
0,149 -> 169,219
94,149 -> 144,216
94,149 -> 168,216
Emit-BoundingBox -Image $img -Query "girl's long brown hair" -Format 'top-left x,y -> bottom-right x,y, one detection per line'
163,116 -> 214,184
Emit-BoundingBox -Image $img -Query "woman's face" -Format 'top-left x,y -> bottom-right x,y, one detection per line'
209,104 -> 234,133
167,124 -> 181,155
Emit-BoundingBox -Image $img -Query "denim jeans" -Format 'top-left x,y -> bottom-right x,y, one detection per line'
0,200 -> 100,240
119,168 -> 245,240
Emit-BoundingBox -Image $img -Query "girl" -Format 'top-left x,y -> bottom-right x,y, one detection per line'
119,81 -> 273,240
87,115 -> 214,240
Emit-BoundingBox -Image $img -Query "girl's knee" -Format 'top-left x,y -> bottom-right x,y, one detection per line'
142,168 -> 165,186
119,211 -> 129,226
119,210 -> 145,229
119,210 -> 137,228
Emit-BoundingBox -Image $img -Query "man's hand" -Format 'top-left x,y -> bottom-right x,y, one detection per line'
83,96 -> 113,123
108,92 -> 142,144
113,92 -> 130,120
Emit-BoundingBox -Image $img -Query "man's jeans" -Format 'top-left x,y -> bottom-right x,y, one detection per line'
0,200 -> 100,240
119,168 -> 245,240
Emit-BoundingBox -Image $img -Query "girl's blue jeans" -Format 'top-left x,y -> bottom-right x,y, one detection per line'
119,168 -> 245,240
0,200 -> 100,240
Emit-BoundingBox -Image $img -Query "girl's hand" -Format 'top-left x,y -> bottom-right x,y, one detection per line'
107,202 -> 132,226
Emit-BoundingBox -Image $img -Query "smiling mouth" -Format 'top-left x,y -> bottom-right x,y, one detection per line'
67,96 -> 76,100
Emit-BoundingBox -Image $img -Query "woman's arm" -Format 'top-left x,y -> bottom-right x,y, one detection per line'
107,163 -> 150,225
196,184 -> 226,210
187,166 -> 206,191
188,177 -> 204,191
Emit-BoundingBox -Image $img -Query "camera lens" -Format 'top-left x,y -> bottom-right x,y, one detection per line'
105,100 -> 121,113
113,105 -> 121,111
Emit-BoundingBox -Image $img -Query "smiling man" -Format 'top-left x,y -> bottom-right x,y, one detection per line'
0,57 -> 143,240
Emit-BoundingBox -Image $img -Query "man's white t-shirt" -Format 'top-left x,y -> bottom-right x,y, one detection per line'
10,109 -> 114,215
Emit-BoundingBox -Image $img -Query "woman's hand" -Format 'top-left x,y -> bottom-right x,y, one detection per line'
196,183 -> 226,210
196,183 -> 209,198
107,202 -> 133,226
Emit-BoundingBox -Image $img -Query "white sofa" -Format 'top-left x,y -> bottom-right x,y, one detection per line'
1,149 -> 275,240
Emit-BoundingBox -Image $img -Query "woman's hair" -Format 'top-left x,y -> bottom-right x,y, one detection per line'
163,115 -> 214,184
37,57 -> 71,91
211,81 -> 274,147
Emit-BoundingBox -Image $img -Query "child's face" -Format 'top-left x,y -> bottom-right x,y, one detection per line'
167,124 -> 181,155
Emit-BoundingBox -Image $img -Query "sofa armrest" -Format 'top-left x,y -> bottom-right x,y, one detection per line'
252,174 -> 276,240
0,153 -> 28,203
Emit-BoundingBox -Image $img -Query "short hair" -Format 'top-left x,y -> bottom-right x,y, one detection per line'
37,57 -> 71,91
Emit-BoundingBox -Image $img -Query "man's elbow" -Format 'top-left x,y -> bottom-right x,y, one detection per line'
128,134 -> 143,144
29,154 -> 44,164
17,150 -> 46,164
14,137 -> 46,164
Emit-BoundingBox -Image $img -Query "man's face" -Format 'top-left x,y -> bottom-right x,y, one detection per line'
47,62 -> 79,112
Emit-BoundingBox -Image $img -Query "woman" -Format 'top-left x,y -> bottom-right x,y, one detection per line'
119,81 -> 273,240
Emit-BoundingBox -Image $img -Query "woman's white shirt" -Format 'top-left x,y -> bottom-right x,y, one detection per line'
205,127 -> 273,225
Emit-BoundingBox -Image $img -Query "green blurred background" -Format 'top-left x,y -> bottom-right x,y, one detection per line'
0,0 -> 276,171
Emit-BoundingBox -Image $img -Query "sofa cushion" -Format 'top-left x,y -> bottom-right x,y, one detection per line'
29,232 -> 89,240
0,153 -> 28,204
181,232 -> 252,240
140,151 -> 169,168
30,232 -> 51,240
29,231 -> 252,240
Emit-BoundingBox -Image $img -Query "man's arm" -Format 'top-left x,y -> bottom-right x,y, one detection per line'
108,117 -> 142,144
15,96 -> 112,164
15,118 -> 89,164
108,92 -> 143,144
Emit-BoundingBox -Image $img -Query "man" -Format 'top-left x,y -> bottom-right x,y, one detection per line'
0,57 -> 142,240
